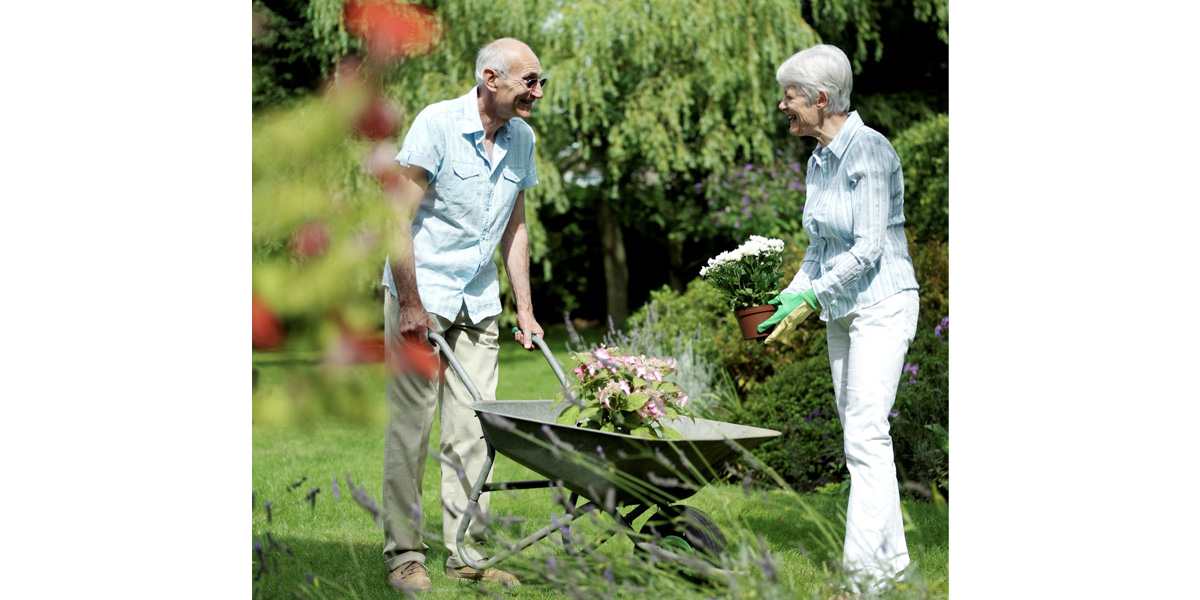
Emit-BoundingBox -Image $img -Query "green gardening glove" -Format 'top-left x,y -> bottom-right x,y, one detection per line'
759,289 -> 821,344
757,293 -> 804,333
796,288 -> 819,311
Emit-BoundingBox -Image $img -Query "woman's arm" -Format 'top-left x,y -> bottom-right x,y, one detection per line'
811,134 -> 896,304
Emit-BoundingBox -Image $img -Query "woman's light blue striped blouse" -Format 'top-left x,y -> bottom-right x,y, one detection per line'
782,111 -> 919,322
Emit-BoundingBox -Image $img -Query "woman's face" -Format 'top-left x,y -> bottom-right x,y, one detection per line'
778,86 -> 820,137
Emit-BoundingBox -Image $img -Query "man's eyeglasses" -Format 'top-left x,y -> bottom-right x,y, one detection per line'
499,71 -> 547,89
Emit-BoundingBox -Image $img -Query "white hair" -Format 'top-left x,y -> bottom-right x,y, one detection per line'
475,38 -> 528,86
775,44 -> 853,115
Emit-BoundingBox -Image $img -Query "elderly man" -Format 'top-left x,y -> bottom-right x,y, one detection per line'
380,37 -> 546,592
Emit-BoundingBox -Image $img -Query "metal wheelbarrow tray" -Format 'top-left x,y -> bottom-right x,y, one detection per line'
427,329 -> 780,578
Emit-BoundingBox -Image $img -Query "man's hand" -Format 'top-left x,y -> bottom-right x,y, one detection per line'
385,298 -> 442,380
394,302 -> 437,348
513,312 -> 544,350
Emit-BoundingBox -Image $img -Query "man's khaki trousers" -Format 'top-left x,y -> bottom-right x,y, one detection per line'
381,293 -> 498,571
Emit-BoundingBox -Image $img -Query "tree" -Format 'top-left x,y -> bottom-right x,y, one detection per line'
252,0 -> 358,111
535,0 -> 822,324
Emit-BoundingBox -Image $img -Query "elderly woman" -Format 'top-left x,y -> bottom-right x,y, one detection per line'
758,44 -> 920,597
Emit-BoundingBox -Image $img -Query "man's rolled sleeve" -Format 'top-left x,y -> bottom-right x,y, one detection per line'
396,148 -> 440,177
394,109 -> 444,179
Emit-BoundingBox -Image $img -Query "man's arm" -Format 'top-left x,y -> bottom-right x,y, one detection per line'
500,190 -> 543,350
387,165 -> 437,345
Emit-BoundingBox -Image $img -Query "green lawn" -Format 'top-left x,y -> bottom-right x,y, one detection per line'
252,325 -> 948,599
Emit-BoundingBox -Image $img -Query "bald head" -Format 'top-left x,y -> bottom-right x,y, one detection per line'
475,38 -> 534,86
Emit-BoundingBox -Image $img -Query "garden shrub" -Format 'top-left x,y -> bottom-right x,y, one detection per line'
611,235 -> 948,496
616,277 -> 822,402
892,314 -> 949,497
892,113 -> 949,243
734,335 -> 847,491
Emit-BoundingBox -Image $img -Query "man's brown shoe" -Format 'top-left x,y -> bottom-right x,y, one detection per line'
445,565 -> 520,586
388,561 -> 431,593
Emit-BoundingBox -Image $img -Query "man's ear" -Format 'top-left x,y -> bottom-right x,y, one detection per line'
483,68 -> 502,92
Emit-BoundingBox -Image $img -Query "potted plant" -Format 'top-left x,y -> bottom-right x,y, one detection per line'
699,235 -> 786,340
553,347 -> 692,439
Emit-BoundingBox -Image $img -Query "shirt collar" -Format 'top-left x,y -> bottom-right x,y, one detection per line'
458,86 -> 511,141
816,110 -> 864,165
459,86 -> 484,136
820,110 -> 863,160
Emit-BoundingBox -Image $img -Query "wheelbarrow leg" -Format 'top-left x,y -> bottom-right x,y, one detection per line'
456,440 -> 603,571
456,437 -> 496,571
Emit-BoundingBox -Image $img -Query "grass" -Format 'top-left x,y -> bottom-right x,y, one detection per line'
253,324 -> 949,599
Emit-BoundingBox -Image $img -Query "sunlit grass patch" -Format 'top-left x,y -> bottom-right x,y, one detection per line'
252,326 -> 947,599
253,420 -> 947,599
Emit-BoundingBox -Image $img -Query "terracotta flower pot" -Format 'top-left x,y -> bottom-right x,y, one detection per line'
734,304 -> 776,341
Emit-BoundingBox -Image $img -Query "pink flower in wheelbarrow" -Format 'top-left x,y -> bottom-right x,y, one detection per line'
553,346 -> 692,438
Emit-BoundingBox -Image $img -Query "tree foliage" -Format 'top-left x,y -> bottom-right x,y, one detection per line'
252,0 -> 949,324
538,0 -> 818,178
252,0 -> 359,111
534,0 -> 822,322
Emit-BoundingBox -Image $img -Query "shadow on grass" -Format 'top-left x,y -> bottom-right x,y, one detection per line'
740,492 -> 847,567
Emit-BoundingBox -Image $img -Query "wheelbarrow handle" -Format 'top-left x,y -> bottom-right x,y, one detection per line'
425,330 -> 483,404
510,327 -> 570,389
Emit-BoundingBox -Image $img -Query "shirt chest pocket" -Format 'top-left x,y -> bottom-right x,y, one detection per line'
491,166 -> 525,213
435,161 -> 486,221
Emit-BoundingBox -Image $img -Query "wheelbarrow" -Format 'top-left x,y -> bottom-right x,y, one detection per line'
426,328 -> 781,579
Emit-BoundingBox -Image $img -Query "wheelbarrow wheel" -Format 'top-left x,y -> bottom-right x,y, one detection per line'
645,504 -> 727,562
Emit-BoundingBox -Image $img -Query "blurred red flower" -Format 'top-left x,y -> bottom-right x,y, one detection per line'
364,142 -> 400,179
344,1 -> 440,62
388,334 -> 443,381
354,95 -> 400,140
325,324 -> 442,381
291,221 -> 330,259
327,327 -> 386,365
252,294 -> 285,350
